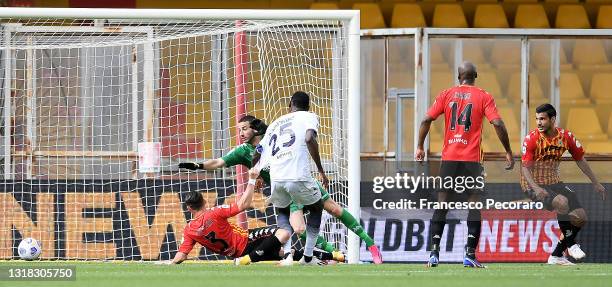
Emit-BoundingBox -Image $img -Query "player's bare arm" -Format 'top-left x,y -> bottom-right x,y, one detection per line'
491,118 -> 515,170
171,251 -> 188,264
178,158 -> 226,170
236,167 -> 261,211
575,158 -> 607,200
306,129 -> 329,189
521,164 -> 549,201
415,115 -> 434,161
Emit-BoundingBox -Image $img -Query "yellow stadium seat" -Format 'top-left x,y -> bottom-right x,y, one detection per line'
609,113 -> 612,137
508,72 -> 545,103
556,5 -> 591,29
531,42 -> 573,70
560,72 -> 590,105
572,40 -> 608,67
490,41 -> 521,67
590,73 -> 612,104
462,41 -> 489,67
473,4 -> 510,28
433,4 -> 468,28
483,106 -> 521,153
514,5 -> 550,28
464,0 -> 496,2
477,73 -> 508,105
505,0 -> 539,2
566,107 -> 608,141
270,0 -> 313,9
545,0 -> 580,2
353,3 -> 387,29
586,0 -> 612,3
596,6 -> 612,28
391,3 -> 426,28
430,43 -> 447,64
310,2 -> 339,9
430,71 -> 454,97
583,141 -> 612,153
423,0 -> 457,2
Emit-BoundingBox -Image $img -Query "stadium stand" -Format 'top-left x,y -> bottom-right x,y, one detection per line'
310,2 -> 339,9
353,3 -> 387,28
567,107 -> 608,142
560,72 -> 591,105
391,3 -> 426,28
555,5 -> 591,29
591,73 -> 612,104
596,5 -> 612,28
514,4 -> 550,28
473,4 -> 510,28
433,4 -> 469,28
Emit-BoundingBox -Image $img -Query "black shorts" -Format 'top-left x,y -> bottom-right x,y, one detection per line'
437,160 -> 485,195
240,227 -> 279,257
525,182 -> 583,212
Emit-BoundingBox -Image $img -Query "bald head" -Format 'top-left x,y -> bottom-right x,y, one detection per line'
458,61 -> 477,85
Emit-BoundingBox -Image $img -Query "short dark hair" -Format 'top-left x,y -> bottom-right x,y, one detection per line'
184,191 -> 204,210
290,91 -> 310,111
238,115 -> 256,124
535,103 -> 557,119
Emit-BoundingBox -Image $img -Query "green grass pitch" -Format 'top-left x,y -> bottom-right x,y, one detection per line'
1,261 -> 611,287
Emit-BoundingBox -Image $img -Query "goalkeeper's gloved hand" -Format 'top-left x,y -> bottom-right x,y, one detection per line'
178,162 -> 202,170
250,119 -> 268,136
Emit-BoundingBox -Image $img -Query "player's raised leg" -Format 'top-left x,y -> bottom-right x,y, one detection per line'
318,193 -> 382,264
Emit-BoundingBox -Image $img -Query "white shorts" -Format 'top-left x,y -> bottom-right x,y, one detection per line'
269,179 -> 322,208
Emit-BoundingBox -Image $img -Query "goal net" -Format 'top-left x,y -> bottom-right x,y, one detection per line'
0,9 -> 359,262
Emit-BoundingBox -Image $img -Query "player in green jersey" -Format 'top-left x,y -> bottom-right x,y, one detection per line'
179,115 -> 382,264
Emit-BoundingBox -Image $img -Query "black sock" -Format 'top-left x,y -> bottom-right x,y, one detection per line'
554,214 -> 572,257
292,249 -> 333,261
565,225 -> 581,247
248,236 -> 282,262
466,209 -> 482,257
314,250 -> 334,261
430,209 -> 448,253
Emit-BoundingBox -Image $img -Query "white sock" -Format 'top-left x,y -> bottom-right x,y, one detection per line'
304,226 -> 319,257
283,238 -> 292,255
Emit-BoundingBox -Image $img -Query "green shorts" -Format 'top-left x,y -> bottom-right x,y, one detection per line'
289,181 -> 330,213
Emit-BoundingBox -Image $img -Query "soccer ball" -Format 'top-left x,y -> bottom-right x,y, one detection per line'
18,238 -> 41,260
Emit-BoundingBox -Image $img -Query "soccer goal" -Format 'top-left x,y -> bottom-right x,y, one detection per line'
0,8 -> 360,263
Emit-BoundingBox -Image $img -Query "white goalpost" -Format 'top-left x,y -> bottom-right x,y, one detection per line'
0,8 -> 360,263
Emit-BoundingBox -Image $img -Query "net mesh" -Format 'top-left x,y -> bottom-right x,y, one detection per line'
0,17 -> 349,260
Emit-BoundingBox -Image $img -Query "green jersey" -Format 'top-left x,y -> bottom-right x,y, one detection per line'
221,142 -> 271,184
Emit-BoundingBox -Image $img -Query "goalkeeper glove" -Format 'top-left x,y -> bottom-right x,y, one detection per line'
250,119 -> 268,136
178,162 -> 203,170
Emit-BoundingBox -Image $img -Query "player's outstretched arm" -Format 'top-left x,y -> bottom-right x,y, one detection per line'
521,164 -> 548,200
178,158 -> 226,170
491,118 -> 515,170
236,168 -> 260,211
576,158 -> 607,200
415,115 -> 434,161
306,129 -> 328,188
171,251 -> 187,264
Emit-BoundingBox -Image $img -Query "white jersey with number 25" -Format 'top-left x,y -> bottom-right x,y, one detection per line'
257,111 -> 319,182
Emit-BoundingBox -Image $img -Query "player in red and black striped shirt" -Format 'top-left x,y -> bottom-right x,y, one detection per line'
521,103 -> 606,265
170,168 -> 291,264
416,62 -> 514,268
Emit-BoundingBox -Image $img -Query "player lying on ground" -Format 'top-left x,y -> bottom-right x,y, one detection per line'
178,113 -> 381,264
521,103 -> 607,266
170,167 -> 339,265
416,61 -> 514,268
